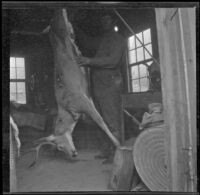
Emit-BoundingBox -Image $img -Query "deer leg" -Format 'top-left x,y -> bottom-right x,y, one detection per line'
81,97 -> 121,147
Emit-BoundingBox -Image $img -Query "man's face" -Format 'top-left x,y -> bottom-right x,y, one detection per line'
101,15 -> 114,32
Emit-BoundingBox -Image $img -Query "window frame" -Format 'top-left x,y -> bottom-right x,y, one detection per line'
127,28 -> 153,93
10,57 -> 27,104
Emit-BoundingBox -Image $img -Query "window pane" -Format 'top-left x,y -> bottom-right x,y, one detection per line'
10,82 -> 16,94
136,32 -> 143,48
143,29 -> 151,44
129,50 -> 136,64
136,47 -> 144,62
17,82 -> 26,104
16,58 -> 25,68
139,64 -> 148,77
10,93 -> 17,101
10,82 -> 17,101
10,82 -> 26,104
17,82 -> 26,93
131,66 -> 139,79
17,93 -> 26,104
128,35 -> 135,50
132,79 -> 140,92
144,44 -> 152,60
16,67 -> 25,79
140,78 -> 149,92
10,57 -> 15,67
10,67 -> 16,79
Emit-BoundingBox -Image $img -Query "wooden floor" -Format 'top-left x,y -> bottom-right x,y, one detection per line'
16,149 -> 113,192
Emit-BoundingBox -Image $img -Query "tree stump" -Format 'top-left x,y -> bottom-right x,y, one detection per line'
109,137 -> 139,191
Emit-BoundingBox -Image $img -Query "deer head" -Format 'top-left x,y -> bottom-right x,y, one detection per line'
37,133 -> 78,158
53,105 -> 80,154
24,132 -> 78,168
22,108 -> 79,167
53,110 -> 78,157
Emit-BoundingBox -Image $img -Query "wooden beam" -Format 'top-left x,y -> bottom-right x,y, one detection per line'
155,8 -> 196,192
178,8 -> 197,192
11,26 -> 50,36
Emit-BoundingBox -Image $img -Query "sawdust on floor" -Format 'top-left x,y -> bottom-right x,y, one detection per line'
16,148 -> 113,192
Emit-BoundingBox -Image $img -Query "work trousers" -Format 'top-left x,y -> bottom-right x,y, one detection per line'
92,70 -> 122,153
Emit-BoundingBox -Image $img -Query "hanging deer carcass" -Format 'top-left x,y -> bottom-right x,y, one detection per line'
26,9 -> 120,166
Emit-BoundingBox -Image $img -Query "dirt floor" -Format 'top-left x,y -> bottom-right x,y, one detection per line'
17,147 -> 113,192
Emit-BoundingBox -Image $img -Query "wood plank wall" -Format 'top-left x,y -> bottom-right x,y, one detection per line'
155,8 -> 196,192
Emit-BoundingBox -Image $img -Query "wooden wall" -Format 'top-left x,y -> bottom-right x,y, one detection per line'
155,8 -> 196,192
10,34 -> 55,108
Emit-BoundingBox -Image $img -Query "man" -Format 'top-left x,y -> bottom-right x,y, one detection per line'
76,11 -> 126,163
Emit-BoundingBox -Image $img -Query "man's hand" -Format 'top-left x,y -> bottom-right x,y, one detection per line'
76,56 -> 91,66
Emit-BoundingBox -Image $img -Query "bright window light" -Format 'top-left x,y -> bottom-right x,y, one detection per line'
127,28 -> 153,93
10,57 -> 26,104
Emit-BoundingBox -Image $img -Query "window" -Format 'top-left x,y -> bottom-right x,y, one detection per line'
10,57 -> 26,104
127,28 -> 153,92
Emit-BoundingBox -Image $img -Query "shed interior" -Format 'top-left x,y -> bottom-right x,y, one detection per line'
3,4 -> 197,193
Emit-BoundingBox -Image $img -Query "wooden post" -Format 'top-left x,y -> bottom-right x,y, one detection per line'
155,8 -> 196,192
